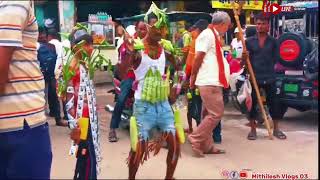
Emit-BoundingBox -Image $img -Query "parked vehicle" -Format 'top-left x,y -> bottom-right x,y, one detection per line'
271,2 -> 318,114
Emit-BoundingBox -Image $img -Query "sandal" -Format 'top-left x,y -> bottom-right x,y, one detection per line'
191,146 -> 205,157
273,130 -> 287,140
247,131 -> 257,140
108,130 -> 118,142
204,146 -> 226,154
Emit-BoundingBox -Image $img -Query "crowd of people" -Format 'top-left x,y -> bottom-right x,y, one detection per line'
0,1 -> 287,179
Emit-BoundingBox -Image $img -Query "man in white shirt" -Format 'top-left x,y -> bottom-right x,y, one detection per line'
230,27 -> 244,59
188,11 -> 231,157
46,28 -> 71,80
47,28 -> 69,124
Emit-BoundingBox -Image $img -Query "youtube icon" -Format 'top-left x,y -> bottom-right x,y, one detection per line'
239,171 -> 248,179
271,3 -> 281,15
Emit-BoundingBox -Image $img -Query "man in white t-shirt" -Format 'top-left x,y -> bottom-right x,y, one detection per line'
230,27 -> 243,59
47,28 -> 69,123
188,11 -> 231,157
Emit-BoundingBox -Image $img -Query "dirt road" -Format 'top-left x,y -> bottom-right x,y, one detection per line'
49,84 -> 318,179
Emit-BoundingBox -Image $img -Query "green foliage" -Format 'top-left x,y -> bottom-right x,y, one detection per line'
160,39 -> 174,54
57,40 -> 110,96
57,46 -> 76,97
106,59 -> 113,78
134,38 -> 145,50
144,2 -> 168,29
59,32 -> 70,40
87,49 -> 110,79
75,22 -> 89,32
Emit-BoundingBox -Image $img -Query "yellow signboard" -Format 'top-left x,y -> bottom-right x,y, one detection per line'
212,1 -> 264,10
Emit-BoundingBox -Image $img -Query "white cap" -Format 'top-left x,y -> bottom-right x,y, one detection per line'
44,18 -> 55,28
125,25 -> 136,37
234,27 -> 240,33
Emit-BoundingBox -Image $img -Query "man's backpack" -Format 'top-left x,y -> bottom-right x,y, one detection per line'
37,42 -> 57,79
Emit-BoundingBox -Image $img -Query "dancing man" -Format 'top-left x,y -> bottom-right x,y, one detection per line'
124,3 -> 182,179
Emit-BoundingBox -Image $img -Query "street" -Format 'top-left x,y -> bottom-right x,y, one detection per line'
49,83 -> 318,179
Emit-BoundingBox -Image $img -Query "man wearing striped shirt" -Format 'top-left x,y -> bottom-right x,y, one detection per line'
0,1 -> 52,178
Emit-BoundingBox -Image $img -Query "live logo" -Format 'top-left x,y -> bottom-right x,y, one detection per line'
281,6 -> 294,12
263,2 -> 295,15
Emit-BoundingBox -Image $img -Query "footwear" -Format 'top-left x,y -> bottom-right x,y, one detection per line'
105,104 -> 114,112
247,131 -> 257,140
56,119 -> 68,127
273,130 -> 287,140
204,146 -> 226,154
108,130 -> 118,142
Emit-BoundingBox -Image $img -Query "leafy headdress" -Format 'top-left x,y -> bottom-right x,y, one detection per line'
134,2 -> 182,57
144,2 -> 168,33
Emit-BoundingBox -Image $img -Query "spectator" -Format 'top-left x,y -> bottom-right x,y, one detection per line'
52,29 -> 71,121
48,28 -> 70,122
184,19 -> 209,133
134,20 -> 148,39
0,1 -> 52,178
230,27 -> 244,59
108,23 -> 147,142
244,13 -> 286,140
188,11 -> 231,157
38,28 -> 68,126
115,23 -> 125,51
176,20 -> 192,49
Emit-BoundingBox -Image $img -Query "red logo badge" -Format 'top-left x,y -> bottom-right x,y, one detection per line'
239,170 -> 248,179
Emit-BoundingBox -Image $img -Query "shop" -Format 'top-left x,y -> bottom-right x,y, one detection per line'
34,1 -> 210,65
34,1 -> 60,30
73,1 -> 199,65
34,1 -> 76,36
211,0 -> 271,45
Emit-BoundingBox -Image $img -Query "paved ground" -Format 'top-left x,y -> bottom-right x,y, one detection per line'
49,83 -> 318,179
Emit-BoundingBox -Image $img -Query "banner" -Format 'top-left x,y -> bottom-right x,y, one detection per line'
212,0 -> 270,10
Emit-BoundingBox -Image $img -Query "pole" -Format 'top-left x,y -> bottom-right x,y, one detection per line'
231,1 -> 273,139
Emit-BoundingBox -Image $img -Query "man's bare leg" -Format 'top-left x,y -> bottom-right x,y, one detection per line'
185,112 -> 193,133
128,141 -> 145,179
165,132 -> 180,180
247,119 -> 257,140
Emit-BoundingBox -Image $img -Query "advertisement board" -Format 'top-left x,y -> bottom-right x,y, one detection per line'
211,0 -> 277,10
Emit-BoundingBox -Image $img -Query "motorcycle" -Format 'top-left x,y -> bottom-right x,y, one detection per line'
105,77 -> 135,130
229,68 -> 273,125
